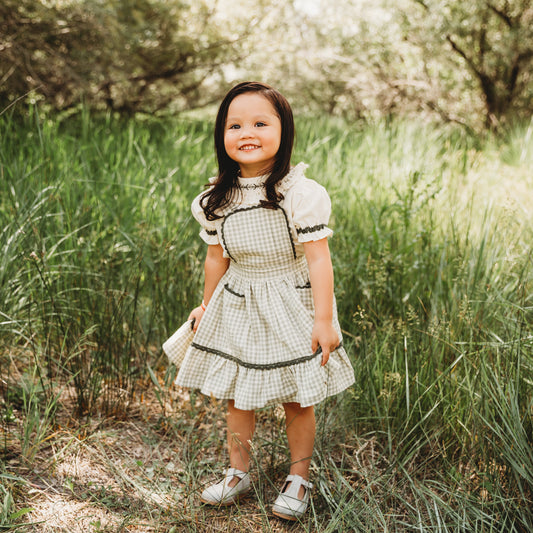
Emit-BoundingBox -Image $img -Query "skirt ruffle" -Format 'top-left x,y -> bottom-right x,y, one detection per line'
175,260 -> 355,410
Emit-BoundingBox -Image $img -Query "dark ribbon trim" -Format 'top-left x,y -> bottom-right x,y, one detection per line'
224,283 -> 244,298
296,223 -> 327,235
190,341 -> 344,370
238,183 -> 265,190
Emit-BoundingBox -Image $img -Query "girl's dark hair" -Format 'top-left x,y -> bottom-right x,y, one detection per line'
200,81 -> 294,220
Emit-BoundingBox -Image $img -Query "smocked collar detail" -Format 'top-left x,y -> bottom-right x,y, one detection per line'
237,173 -> 268,189
236,162 -> 308,192
208,162 -> 308,194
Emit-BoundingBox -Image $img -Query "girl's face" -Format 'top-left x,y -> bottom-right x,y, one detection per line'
224,92 -> 282,178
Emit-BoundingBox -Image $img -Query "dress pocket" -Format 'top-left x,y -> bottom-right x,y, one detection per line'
295,281 -> 314,313
221,282 -> 247,350
223,283 -> 245,299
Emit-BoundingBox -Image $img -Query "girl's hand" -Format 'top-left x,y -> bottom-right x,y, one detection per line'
188,306 -> 205,332
311,319 -> 339,366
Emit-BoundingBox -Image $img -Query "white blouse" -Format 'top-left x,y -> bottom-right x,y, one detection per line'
191,162 -> 333,255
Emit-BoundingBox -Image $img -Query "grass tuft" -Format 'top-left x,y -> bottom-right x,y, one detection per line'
1,109 -> 532,530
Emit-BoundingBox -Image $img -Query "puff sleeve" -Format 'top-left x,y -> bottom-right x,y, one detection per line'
289,178 -> 334,242
191,190 -> 219,245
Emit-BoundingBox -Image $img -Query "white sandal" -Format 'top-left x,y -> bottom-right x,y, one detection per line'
200,467 -> 251,505
272,474 -> 313,520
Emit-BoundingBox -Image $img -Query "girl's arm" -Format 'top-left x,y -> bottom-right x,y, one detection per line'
303,238 -> 339,366
188,243 -> 229,331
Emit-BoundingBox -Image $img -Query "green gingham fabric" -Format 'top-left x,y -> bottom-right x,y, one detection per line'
175,166 -> 355,410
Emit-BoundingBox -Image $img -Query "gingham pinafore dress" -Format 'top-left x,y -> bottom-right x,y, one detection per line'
175,163 -> 355,410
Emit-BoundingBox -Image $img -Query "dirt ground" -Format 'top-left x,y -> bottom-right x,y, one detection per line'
2,380 -> 355,533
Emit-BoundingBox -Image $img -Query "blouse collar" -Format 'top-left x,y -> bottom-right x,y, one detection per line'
237,173 -> 268,189
276,162 -> 308,195
235,162 -> 308,191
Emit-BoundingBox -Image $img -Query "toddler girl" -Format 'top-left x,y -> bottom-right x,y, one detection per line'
175,81 -> 355,520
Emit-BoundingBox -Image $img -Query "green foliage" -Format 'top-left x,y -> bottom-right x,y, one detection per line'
0,108 -> 210,416
1,110 -> 532,529
0,472 -> 32,531
292,116 -> 533,528
0,0 -> 251,113
399,0 -> 533,128
2,0 -> 532,130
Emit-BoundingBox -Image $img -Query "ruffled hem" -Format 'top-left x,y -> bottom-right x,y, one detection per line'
199,228 -> 219,245
175,344 -> 355,410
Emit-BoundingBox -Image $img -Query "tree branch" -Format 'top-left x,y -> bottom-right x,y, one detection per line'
411,0 -> 429,11
508,49 -> 533,95
446,35 -> 480,76
486,2 -> 514,28
425,100 -> 476,135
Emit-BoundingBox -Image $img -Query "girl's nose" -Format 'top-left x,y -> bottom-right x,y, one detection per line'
239,126 -> 253,138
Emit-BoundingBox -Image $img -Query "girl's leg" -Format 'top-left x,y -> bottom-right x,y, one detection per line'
282,402 -> 315,498
227,399 -> 255,480
200,400 -> 255,504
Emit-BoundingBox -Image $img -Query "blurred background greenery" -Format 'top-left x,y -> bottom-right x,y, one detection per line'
1,1 -> 532,531
1,0 -> 532,130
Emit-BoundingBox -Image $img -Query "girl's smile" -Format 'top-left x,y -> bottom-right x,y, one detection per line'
224,92 -> 282,178
239,144 -> 260,150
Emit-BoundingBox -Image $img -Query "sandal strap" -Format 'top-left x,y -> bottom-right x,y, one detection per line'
224,467 -> 248,480
284,474 -> 313,491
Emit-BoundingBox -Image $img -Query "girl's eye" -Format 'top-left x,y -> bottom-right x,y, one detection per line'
228,124 -> 240,130
255,122 -> 267,127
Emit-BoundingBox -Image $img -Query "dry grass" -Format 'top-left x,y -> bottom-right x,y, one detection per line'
2,380 -> 353,532
5,378 -> 495,532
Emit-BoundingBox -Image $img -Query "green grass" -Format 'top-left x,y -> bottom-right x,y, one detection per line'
0,108 -> 532,531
